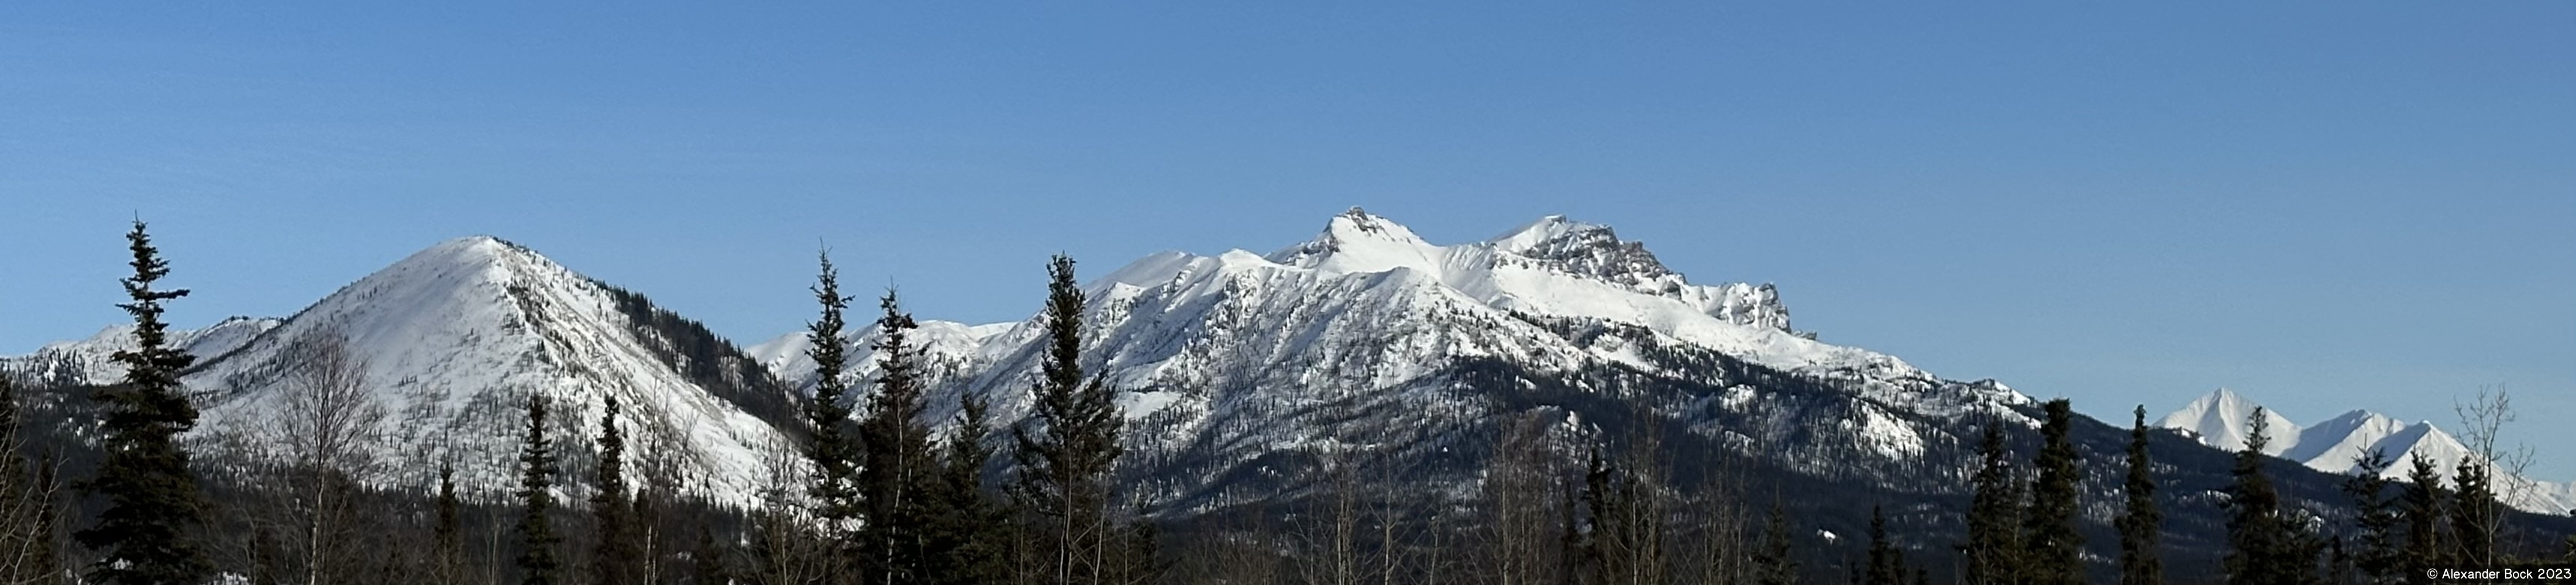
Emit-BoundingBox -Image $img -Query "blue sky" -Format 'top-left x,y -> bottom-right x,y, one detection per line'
4,2 -> 2569,477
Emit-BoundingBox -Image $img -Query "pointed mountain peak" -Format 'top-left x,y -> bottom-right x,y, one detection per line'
416,235 -> 544,266
1265,207 -> 1443,274
179,233 -> 796,503
2283,409 -> 2411,470
2157,387 -> 2300,455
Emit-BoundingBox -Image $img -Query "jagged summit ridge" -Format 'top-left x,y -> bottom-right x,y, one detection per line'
760,209 -> 2032,514
775,211 -> 1884,400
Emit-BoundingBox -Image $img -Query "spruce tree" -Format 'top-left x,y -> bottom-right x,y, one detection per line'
1866,504 -> 1896,585
691,524 -> 728,585
2449,458 -> 2496,566
2223,407 -> 2307,585
591,394 -> 636,585
1012,254 -> 1129,585
515,395 -> 563,585
1581,448 -> 1617,585
2326,537 -> 2354,585
804,249 -> 865,559
2340,450 -> 2399,585
2117,405 -> 2165,585
2398,454 -> 2445,567
927,387 -> 1010,585
75,220 -> 215,585
859,290 -> 938,585
1754,499 -> 1797,585
2024,399 -> 2083,585
1964,424 -> 2024,585
435,460 -> 463,585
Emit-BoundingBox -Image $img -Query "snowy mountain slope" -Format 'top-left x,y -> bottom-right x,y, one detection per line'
169,236 -> 801,503
2157,388 -> 2574,514
2154,387 -> 2300,456
2,316 -> 282,387
742,209 -> 2572,571
767,208 -> 2035,514
2282,410 -> 2410,473
749,318 -> 1017,403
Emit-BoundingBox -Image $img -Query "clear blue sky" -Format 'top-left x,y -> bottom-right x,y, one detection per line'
4,2 -> 2569,478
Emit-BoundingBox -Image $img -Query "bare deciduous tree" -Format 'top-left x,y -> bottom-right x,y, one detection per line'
2,372 -> 70,585
748,436 -> 830,585
266,328 -> 392,585
2451,384 -> 2533,565
1479,412 -> 1563,585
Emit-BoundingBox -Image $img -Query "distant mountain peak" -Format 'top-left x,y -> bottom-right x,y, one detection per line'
1266,207 -> 1445,274
2156,388 -> 2572,513
2157,387 -> 2300,455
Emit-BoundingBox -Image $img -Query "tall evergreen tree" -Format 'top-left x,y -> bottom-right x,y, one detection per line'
2326,537 -> 2354,585
591,394 -> 637,585
1579,445 -> 1663,585
859,290 -> 938,585
804,249 -> 865,562
927,387 -> 1010,585
1866,504 -> 1896,585
516,395 -> 563,585
436,460 -> 464,585
2223,407 -> 2309,585
690,524 -> 727,585
2448,457 -> 2496,566
1963,423 -> 2024,585
2398,454 -> 2445,567
1580,448 -> 1614,585
2024,399 -> 2083,585
2117,405 -> 2165,585
1753,500 -> 1797,585
74,220 -> 215,585
1012,254 -> 1129,585
2340,450 -> 2400,585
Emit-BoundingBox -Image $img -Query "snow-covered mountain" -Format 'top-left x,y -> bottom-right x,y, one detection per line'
13,211 -> 2566,570
2157,388 -> 2574,514
2155,388 -> 2302,457
8,236 -> 804,504
1,316 -> 282,387
763,208 -> 2035,513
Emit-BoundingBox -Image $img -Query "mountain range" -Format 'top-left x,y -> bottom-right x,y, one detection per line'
6,208 -> 2570,577
2157,387 -> 2576,514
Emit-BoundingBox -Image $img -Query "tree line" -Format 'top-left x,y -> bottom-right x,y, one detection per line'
4,221 -> 2572,585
